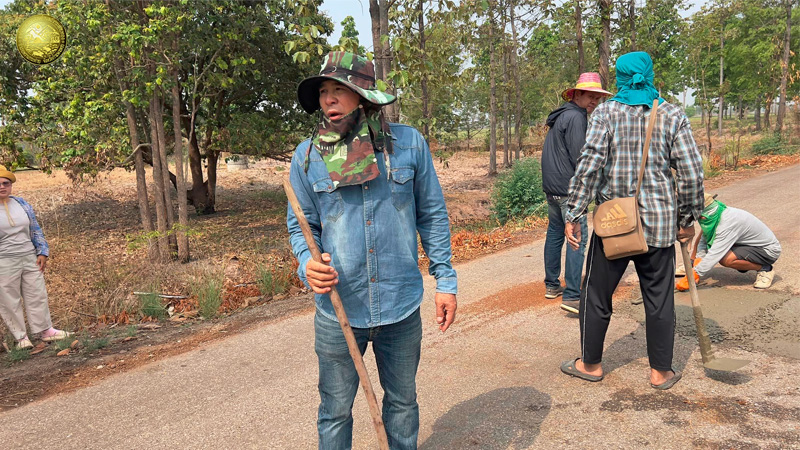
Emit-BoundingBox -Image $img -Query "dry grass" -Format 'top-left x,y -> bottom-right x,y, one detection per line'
2,159 -> 299,341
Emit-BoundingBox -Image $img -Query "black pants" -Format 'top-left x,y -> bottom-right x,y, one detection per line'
579,233 -> 676,371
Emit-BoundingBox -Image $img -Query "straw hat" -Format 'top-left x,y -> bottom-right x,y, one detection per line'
562,72 -> 613,102
0,165 -> 15,183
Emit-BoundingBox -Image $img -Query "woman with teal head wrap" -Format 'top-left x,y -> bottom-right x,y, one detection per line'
608,51 -> 665,107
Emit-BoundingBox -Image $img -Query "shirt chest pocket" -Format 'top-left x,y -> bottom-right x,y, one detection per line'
390,167 -> 415,211
312,178 -> 344,222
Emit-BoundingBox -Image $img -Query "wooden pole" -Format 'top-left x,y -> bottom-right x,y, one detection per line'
282,178 -> 390,450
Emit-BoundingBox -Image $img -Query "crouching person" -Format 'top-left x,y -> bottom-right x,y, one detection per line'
677,193 -> 781,291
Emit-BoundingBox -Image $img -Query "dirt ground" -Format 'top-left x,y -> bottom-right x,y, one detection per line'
0,144 -> 797,412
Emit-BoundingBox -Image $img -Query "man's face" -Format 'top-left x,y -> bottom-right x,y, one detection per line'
319,80 -> 361,120
573,90 -> 605,114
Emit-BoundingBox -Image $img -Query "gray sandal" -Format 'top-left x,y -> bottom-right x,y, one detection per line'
651,371 -> 682,390
560,358 -> 604,382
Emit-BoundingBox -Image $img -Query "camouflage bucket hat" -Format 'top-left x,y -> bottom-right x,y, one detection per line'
297,51 -> 396,114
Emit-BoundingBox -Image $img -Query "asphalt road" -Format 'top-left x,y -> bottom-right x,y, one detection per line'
1,165 -> 798,449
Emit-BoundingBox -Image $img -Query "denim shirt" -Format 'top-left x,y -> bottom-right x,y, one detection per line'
7,196 -> 49,257
287,123 -> 457,328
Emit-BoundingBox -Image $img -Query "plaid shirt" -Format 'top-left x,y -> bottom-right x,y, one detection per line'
10,196 -> 49,257
565,101 -> 704,248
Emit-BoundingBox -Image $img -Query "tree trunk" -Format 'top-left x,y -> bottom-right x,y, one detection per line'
754,95 -> 762,131
207,150 -> 219,210
764,94 -> 773,130
149,92 -> 171,262
379,0 -> 398,122
705,108 -> 712,160
172,48 -> 190,263
369,0 -> 383,80
598,0 -> 612,89
501,5 -> 510,169
112,50 -> 157,261
738,96 -> 744,120
203,92 -> 226,212
154,87 -> 175,249
182,98 -> 214,214
503,49 -> 511,167
718,33 -> 724,136
776,0 -> 791,133
701,64 -> 712,159
628,0 -> 636,51
575,0 -> 584,73
124,103 -> 157,261
511,3 -> 522,160
488,3 -> 497,176
418,0 -> 430,141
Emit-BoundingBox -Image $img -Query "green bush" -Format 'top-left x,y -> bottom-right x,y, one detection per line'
138,292 -> 167,320
5,340 -> 31,364
193,274 -> 224,319
750,134 -> 792,156
490,157 -> 547,225
80,333 -> 110,353
256,264 -> 290,296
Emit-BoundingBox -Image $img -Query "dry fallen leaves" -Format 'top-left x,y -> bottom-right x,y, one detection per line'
30,343 -> 49,355
57,349 -> 70,356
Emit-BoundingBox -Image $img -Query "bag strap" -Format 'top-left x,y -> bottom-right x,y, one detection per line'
635,99 -> 659,199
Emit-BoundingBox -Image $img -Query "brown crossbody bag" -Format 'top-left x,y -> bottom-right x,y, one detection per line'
592,99 -> 659,260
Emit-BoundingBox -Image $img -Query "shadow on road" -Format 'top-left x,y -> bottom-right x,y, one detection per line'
419,387 -> 551,450
601,321 -> 693,376
601,305 -> 753,385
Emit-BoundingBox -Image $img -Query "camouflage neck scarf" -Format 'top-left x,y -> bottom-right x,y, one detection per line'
307,104 -> 394,189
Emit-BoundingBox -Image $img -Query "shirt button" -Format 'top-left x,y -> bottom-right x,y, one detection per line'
366,220 -> 372,225
369,248 -> 374,253
364,185 -> 369,190
371,278 -> 376,282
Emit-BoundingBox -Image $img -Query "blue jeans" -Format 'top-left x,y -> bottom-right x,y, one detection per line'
315,308 -> 422,450
544,195 -> 587,300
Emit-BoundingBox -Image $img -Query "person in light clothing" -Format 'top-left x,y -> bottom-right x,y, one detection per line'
0,165 -> 72,349
677,193 -> 781,290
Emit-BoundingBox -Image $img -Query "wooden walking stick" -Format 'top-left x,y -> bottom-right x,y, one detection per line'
283,178 -> 390,450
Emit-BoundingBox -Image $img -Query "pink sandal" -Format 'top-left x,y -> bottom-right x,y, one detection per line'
41,329 -> 73,342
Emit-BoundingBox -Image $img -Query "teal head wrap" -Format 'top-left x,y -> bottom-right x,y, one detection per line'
608,52 -> 665,107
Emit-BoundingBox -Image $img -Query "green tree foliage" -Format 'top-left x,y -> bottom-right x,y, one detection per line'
636,0 -> 689,97
339,15 -> 366,54
687,1 -> 799,125
0,0 -> 320,202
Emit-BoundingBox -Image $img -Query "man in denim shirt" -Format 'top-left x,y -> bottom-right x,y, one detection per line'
287,52 -> 457,449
